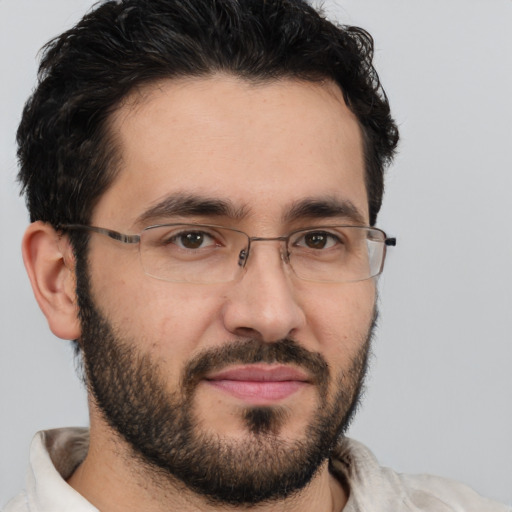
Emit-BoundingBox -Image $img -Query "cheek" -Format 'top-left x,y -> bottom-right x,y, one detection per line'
302,280 -> 376,358
88,245 -> 226,356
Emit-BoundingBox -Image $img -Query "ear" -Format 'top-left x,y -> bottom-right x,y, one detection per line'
22,221 -> 81,340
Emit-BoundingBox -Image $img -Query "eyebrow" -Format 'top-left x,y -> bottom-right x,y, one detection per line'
134,193 -> 249,227
134,193 -> 367,229
284,197 -> 367,225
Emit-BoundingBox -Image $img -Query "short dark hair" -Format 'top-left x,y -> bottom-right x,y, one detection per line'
17,0 -> 398,230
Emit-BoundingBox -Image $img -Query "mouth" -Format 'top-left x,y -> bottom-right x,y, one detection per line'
203,364 -> 311,404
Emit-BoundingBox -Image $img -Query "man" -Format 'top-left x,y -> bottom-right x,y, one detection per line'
3,0 -> 509,511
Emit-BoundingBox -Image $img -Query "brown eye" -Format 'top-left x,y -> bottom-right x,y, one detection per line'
304,232 -> 328,249
297,231 -> 340,250
171,231 -> 216,250
180,233 -> 205,249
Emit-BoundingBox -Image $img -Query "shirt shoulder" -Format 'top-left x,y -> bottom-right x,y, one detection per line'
392,470 -> 510,511
331,438 -> 511,512
2,428 -> 96,512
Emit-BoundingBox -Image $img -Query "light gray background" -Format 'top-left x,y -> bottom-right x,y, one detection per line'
1,0 -> 511,506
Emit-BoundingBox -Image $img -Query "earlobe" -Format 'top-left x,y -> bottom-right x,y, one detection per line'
22,221 -> 81,340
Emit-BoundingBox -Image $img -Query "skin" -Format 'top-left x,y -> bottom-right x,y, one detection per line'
23,75 -> 376,512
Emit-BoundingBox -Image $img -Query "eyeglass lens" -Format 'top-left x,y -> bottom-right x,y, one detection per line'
138,224 -> 388,284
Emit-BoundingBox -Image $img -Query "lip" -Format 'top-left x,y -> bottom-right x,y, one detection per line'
204,365 -> 311,404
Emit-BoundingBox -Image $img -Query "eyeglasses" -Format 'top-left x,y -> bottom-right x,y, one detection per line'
61,223 -> 396,284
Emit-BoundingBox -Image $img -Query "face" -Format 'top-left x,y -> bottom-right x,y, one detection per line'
78,76 -> 377,504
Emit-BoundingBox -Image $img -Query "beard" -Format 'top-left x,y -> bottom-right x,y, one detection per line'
75,262 -> 375,506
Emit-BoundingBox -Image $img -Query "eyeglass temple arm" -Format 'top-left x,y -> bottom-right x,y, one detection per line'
385,237 -> 397,247
59,224 -> 140,244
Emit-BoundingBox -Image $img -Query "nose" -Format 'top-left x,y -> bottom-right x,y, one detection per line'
221,241 -> 306,342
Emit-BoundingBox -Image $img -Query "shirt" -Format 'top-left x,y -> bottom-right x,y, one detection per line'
3,428 -> 510,511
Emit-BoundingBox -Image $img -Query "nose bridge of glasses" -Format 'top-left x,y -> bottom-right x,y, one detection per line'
239,235 -> 290,267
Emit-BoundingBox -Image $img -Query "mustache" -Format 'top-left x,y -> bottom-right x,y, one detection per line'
182,338 -> 329,391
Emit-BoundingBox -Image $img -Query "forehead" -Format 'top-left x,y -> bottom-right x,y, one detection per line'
94,75 -> 367,229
